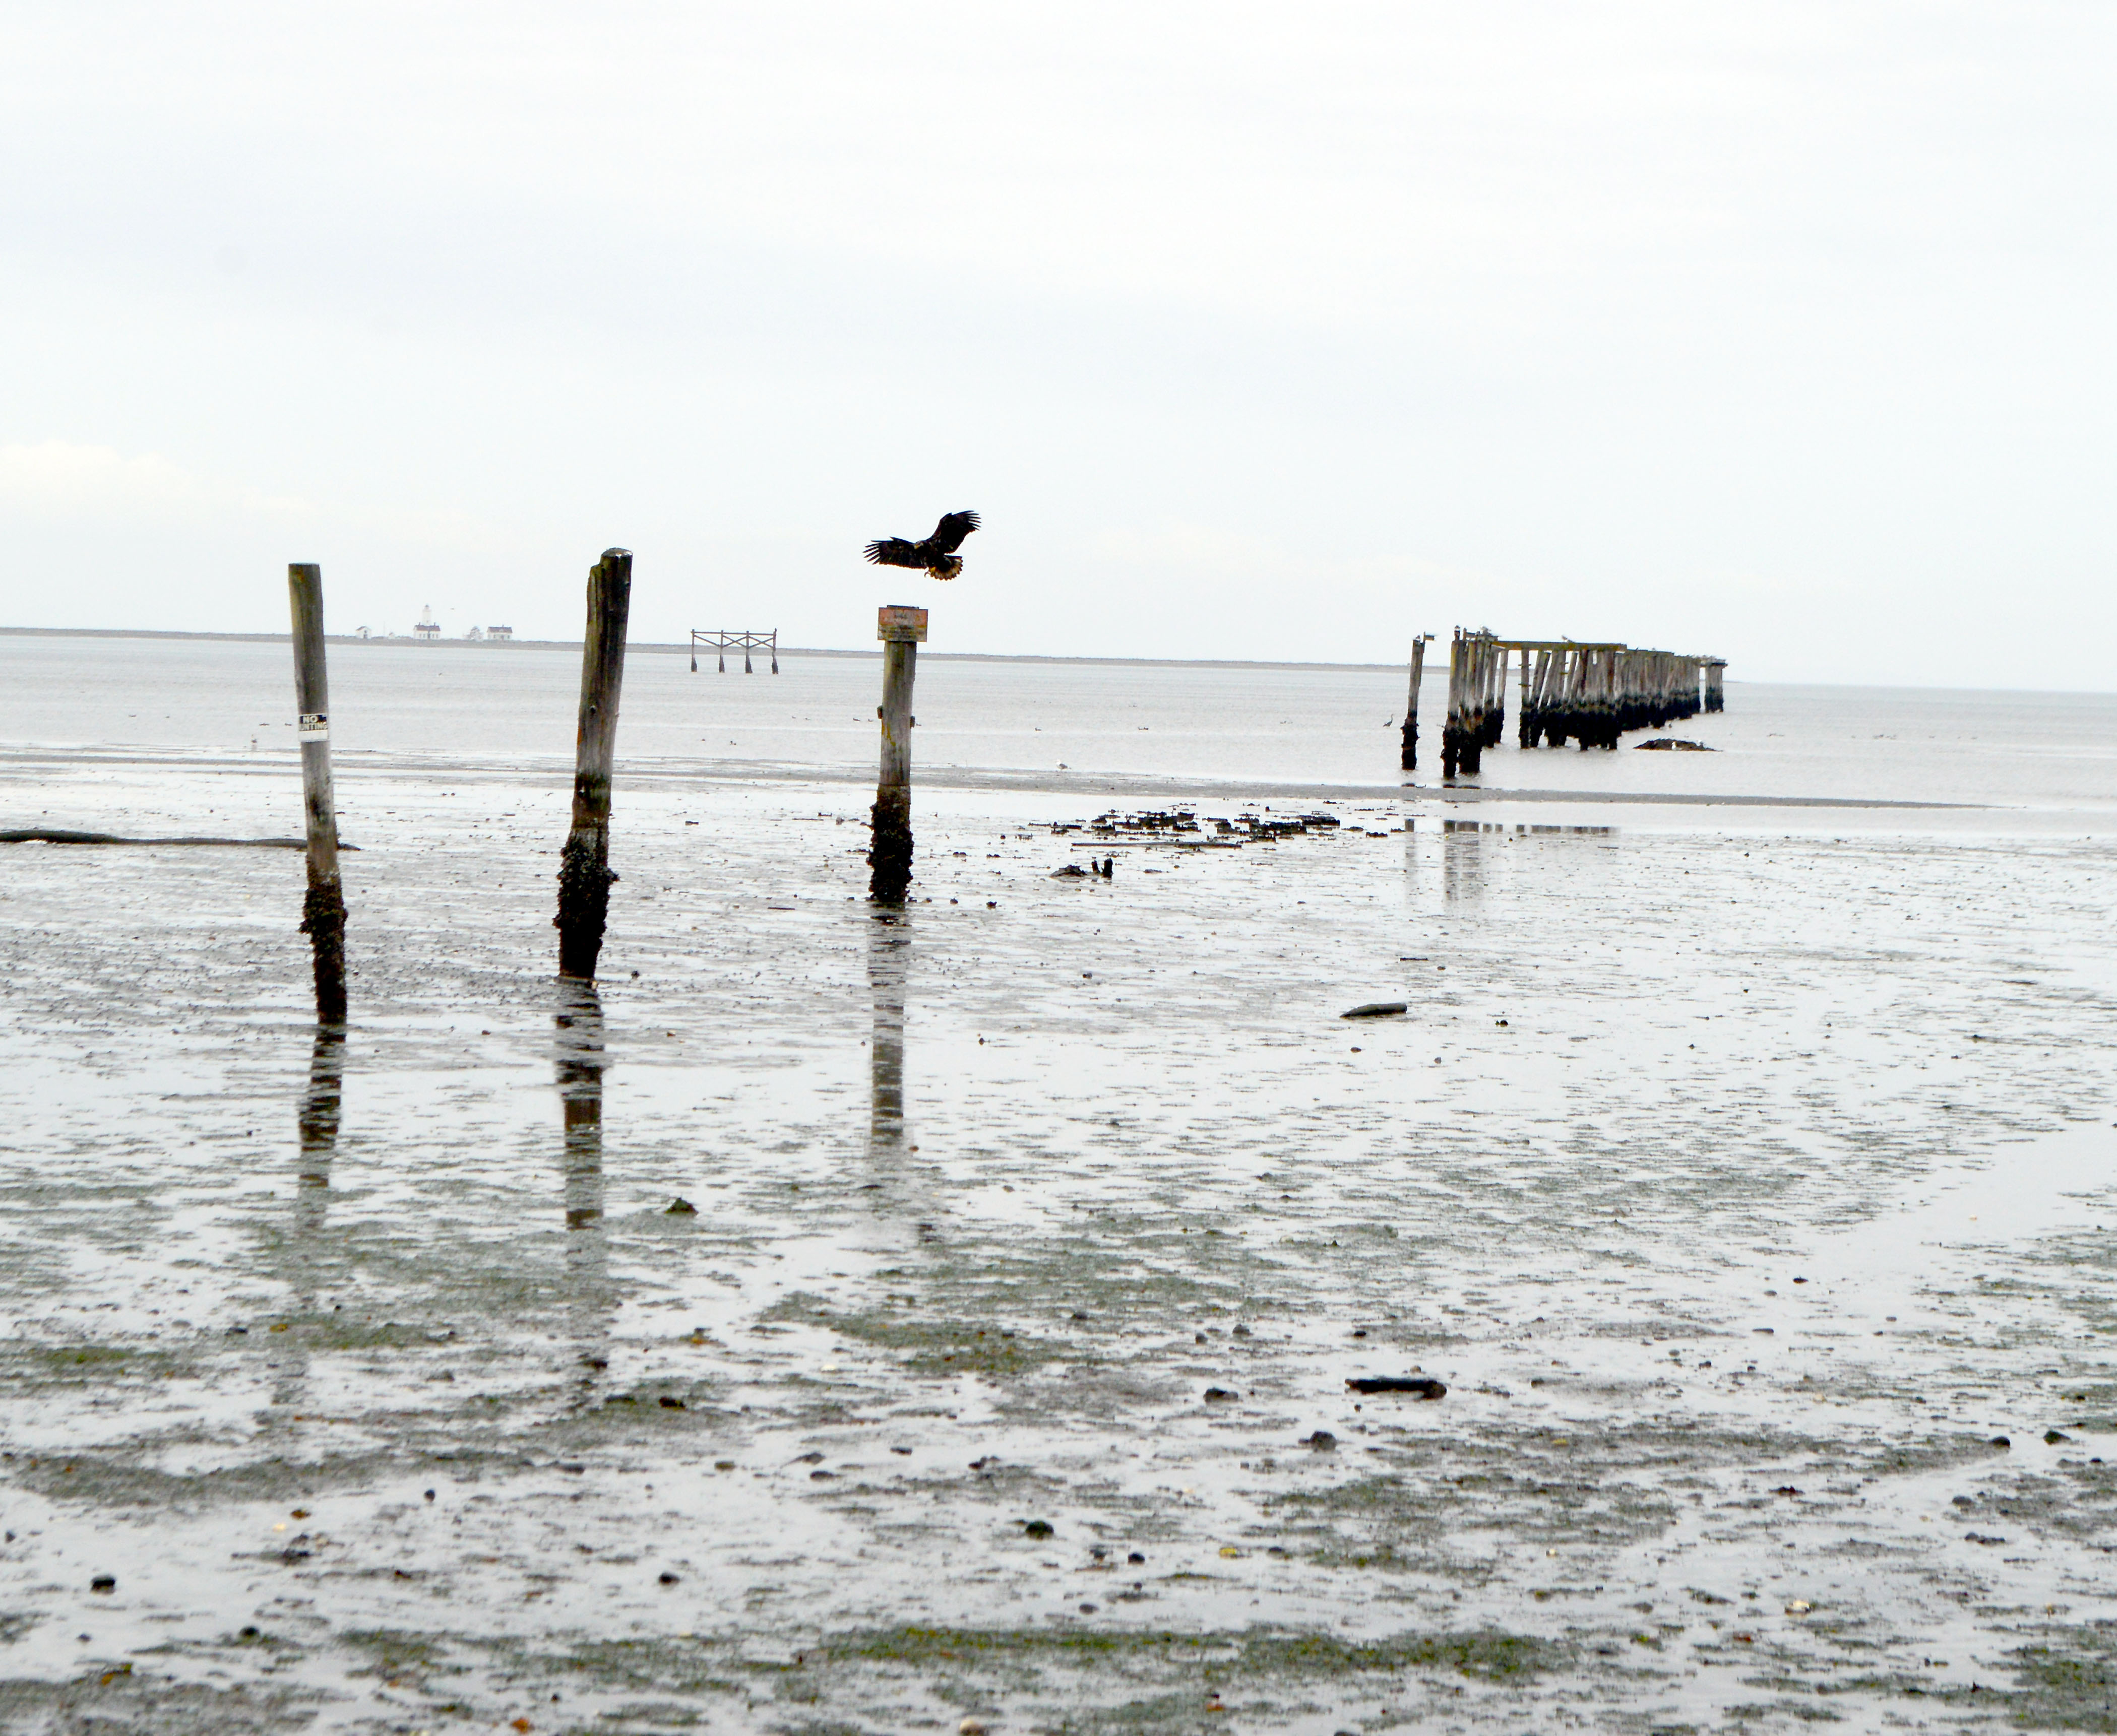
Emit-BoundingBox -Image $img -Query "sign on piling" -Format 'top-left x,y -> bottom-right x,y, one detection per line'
286,564 -> 346,1023
868,605 -> 926,904
555,548 -> 633,980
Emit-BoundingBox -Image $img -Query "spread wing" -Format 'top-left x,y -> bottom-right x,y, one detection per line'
864,538 -> 924,567
926,510 -> 979,555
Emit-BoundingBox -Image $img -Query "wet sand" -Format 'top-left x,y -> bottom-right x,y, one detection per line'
2,739 -> 2115,1733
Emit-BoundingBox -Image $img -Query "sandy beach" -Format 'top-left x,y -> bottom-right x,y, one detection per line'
1,636 -> 2114,1733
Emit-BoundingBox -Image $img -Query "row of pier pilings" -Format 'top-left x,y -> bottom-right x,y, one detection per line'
1426,631 -> 1725,777
1439,631 -> 1509,775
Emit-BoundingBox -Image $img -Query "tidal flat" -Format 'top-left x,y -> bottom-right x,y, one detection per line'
2,735 -> 2115,1734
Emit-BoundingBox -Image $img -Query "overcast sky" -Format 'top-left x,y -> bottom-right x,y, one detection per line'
4,4 -> 2112,684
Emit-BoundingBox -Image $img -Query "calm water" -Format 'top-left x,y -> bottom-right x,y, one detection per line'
4,632 -> 2115,812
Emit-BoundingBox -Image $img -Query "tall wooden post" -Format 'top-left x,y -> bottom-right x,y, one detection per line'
286,564 -> 346,1024
555,548 -> 633,980
869,605 -> 925,904
1454,633 -> 1487,776
1441,630 -> 1463,780
1400,635 -> 1428,773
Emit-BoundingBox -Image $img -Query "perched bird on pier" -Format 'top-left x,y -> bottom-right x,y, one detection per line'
864,510 -> 979,581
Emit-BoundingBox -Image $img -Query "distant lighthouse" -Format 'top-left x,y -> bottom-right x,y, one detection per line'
414,606 -> 440,641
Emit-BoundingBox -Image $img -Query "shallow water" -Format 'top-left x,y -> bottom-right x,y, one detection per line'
1,636 -> 2115,1733
7,631 -> 2116,811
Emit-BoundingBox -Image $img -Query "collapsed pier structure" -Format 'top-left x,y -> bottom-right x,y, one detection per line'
1430,630 -> 1726,778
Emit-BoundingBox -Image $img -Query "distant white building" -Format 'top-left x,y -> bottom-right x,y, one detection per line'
414,607 -> 440,640
487,625 -> 514,641
463,624 -> 484,641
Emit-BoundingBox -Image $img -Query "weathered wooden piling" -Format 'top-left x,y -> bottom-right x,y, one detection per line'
1704,660 -> 1725,713
286,564 -> 346,1023
1442,630 -> 1504,777
868,604 -> 925,904
1400,635 -> 1429,772
1481,637 -> 1506,751
1441,631 -> 1466,779
1528,649 -> 1558,746
555,548 -> 632,980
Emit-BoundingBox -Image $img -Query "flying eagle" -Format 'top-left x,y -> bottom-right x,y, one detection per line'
864,510 -> 979,581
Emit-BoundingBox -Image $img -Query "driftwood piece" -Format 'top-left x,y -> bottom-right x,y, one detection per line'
0,830 -> 349,849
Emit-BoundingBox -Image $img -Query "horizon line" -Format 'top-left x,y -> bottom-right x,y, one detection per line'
8,622 -> 2114,695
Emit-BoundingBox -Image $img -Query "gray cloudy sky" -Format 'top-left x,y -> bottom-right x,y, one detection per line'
4,4 -> 2112,685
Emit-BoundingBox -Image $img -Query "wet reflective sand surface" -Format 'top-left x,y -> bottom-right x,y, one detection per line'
2,716 -> 2115,1731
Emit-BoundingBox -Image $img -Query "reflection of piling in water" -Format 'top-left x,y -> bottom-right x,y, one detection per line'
554,980 -> 610,1390
851,912 -> 944,1260
1442,818 -> 1486,905
296,1025 -> 344,1207
556,549 -> 633,980
868,606 -> 926,905
286,565 -> 347,1022
271,1025 -> 345,1411
867,913 -> 909,1153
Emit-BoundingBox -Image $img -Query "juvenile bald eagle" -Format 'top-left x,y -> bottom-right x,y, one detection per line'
864,510 -> 979,581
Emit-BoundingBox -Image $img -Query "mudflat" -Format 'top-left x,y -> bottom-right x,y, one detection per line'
1,641 -> 2114,1732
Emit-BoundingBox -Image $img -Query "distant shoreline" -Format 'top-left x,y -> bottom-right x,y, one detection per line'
0,624 -> 1409,674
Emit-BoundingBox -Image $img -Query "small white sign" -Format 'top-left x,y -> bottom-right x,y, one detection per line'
298,713 -> 329,741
